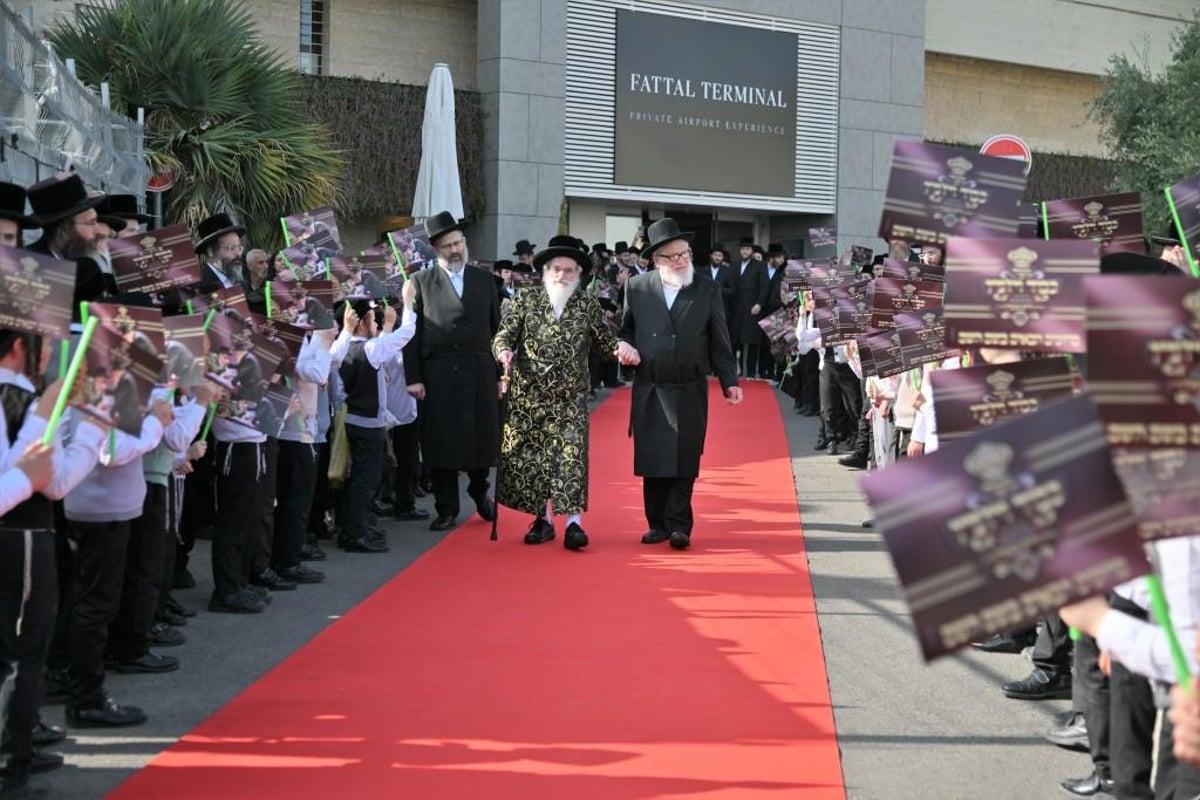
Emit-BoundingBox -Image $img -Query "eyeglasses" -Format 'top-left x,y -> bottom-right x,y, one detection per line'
436,237 -> 465,251
219,244 -> 244,253
547,264 -> 580,275
655,249 -> 692,264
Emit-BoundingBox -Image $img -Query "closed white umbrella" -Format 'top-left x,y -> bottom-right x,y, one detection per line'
411,63 -> 464,224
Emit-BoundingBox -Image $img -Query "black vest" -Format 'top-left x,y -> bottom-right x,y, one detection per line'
0,383 -> 53,530
338,341 -> 380,419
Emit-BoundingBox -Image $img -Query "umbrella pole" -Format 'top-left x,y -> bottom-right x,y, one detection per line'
491,363 -> 512,542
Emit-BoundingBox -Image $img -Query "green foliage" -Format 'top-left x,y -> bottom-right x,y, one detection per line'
1090,15 -> 1200,228
932,140 -> 1115,204
47,0 -> 342,249
295,75 -> 485,224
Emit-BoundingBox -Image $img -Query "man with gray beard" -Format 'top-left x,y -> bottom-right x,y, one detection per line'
403,211 -> 501,531
619,218 -> 741,550
492,236 -> 624,549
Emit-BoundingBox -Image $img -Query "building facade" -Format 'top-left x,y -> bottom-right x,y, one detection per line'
15,0 -> 1193,257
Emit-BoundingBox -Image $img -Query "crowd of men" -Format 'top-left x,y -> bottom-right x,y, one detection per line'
0,165 -> 751,796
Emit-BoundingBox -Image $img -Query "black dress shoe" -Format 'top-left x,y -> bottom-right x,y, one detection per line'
429,515 -> 456,531
41,671 -> 68,705
1061,769 -> 1114,797
30,750 -> 63,774
164,595 -> 197,617
471,494 -> 496,522
640,529 -> 670,544
149,622 -> 186,646
828,440 -> 842,456
861,518 -> 875,528
251,567 -> 297,591
112,651 -> 179,674
563,522 -> 588,550
171,566 -> 196,590
668,531 -> 691,550
393,506 -> 430,521
1003,668 -> 1072,700
838,453 -> 869,469
66,693 -> 146,728
30,722 -> 63,747
155,608 -> 188,628
524,518 -> 555,545
299,542 -> 327,561
970,633 -> 1030,654
1045,710 -> 1089,752
277,563 -> 325,584
208,591 -> 265,614
344,537 -> 390,553
813,439 -> 829,452
370,499 -> 394,516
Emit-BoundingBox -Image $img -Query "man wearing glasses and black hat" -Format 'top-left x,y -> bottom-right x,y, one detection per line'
193,212 -> 247,292
618,218 -> 741,551
404,212 -> 501,531
25,175 -> 109,323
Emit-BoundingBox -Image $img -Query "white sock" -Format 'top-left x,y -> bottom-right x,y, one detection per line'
543,501 -> 554,523
567,513 -> 582,527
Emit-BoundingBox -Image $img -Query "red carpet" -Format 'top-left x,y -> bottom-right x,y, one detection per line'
111,380 -> 844,799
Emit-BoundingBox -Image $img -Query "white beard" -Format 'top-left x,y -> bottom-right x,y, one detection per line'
659,264 -> 694,288
438,244 -> 469,274
544,278 -> 579,317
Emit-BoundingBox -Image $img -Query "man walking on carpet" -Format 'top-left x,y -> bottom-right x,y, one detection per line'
618,218 -> 741,550
492,236 -> 627,550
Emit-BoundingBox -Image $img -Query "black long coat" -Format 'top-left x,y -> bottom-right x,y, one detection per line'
403,264 -> 500,471
729,259 -> 770,346
762,262 -> 786,316
706,263 -> 736,325
619,271 -> 738,478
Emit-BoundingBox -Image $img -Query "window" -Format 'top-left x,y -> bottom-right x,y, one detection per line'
299,0 -> 326,76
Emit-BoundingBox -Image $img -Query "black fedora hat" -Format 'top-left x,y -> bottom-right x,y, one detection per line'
591,242 -> 608,254
512,239 -> 536,256
100,194 -> 154,225
493,259 -> 514,273
1150,219 -> 1182,247
642,218 -> 695,258
425,210 -> 465,245
767,243 -> 786,256
26,174 -> 103,226
1100,251 -> 1183,276
533,235 -> 589,270
738,236 -> 754,247
0,182 -> 36,229
194,212 -> 246,254
614,240 -> 629,254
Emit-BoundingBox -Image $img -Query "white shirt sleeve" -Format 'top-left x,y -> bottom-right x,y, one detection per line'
364,309 -> 417,370
329,328 -> 354,367
162,400 -> 206,453
104,416 -> 165,467
1096,610 -> 1196,685
0,468 -> 33,518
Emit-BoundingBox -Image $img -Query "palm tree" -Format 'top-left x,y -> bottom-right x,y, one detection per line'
47,0 -> 342,248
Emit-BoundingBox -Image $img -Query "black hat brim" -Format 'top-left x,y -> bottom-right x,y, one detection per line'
194,224 -> 247,254
642,231 -> 694,259
0,210 -> 38,230
32,193 -> 104,227
533,246 -> 590,271
1151,235 -> 1182,247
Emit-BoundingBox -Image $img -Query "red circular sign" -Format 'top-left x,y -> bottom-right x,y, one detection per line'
980,134 -> 1032,175
147,171 -> 176,193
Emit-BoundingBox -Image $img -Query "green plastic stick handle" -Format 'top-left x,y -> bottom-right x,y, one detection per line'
42,316 -> 99,446
1068,626 -> 1081,641
201,308 -> 218,332
199,402 -> 217,440
1163,186 -> 1199,278
1146,573 -> 1193,689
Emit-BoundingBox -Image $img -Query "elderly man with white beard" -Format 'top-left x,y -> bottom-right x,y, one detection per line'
492,236 -> 627,549
402,211 -> 501,531
618,218 -> 741,550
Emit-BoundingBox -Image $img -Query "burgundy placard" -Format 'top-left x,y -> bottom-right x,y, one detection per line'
266,280 -> 335,329
895,308 -> 954,370
87,303 -> 165,359
859,329 -> 906,379
930,356 -> 1076,443
1084,274 -> 1200,447
387,224 -> 436,274
809,227 -> 837,248
860,394 -> 1149,661
871,278 -> 944,330
71,321 -> 161,435
1167,173 -> 1200,274
1042,192 -> 1145,255
944,237 -> 1098,353
877,256 -> 945,284
282,206 -> 342,252
279,242 -> 329,281
0,245 -> 75,339
879,140 -> 1027,245
108,224 -> 203,298
162,313 -> 209,388
1112,448 -> 1200,543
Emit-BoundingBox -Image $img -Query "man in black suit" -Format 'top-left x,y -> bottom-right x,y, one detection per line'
25,175 -> 109,324
758,243 -> 788,379
618,218 -> 741,551
704,243 -> 735,331
729,236 -> 769,378
403,212 -> 501,531
192,213 -> 246,294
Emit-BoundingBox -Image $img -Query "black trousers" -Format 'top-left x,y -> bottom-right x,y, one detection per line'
158,475 -> 185,616
431,467 -> 490,520
273,440 -> 317,570
1074,633 -> 1111,780
832,362 -> 867,456
308,441 -> 332,536
1108,660 -> 1155,799
0,530 -> 56,778
642,476 -> 696,536
177,431 -> 216,570
1031,614 -> 1072,676
246,438 -> 278,580
1157,711 -> 1200,800
798,351 -> 820,411
212,441 -> 265,601
46,504 -> 73,672
738,343 -> 763,379
391,421 -> 420,512
67,520 -> 130,705
819,359 -> 850,444
342,425 -> 386,541
111,484 -> 167,661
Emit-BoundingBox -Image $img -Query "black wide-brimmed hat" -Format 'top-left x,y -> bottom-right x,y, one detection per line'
0,182 -> 36,229
26,174 -> 104,226
193,212 -> 246,253
1100,251 -> 1183,275
592,242 -> 608,254
1150,220 -> 1181,247
533,235 -> 589,270
493,259 -> 514,273
738,236 -> 754,247
641,218 -> 695,258
512,239 -> 536,256
614,241 -> 629,254
100,194 -> 154,225
425,210 -> 465,245
767,243 -> 786,256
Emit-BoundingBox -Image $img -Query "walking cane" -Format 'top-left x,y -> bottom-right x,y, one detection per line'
491,362 -> 512,541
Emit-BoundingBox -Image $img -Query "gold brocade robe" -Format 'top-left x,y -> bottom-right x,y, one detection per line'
491,286 -> 619,515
